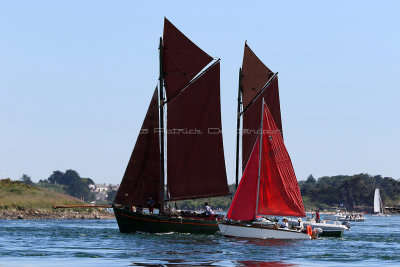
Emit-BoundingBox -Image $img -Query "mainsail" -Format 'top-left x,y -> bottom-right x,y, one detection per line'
167,62 -> 228,200
114,88 -> 161,207
241,44 -> 282,171
227,102 -> 305,220
374,188 -> 381,213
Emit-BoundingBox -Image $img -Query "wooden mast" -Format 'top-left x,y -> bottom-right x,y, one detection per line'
254,98 -> 264,220
235,68 -> 242,189
158,36 -> 165,213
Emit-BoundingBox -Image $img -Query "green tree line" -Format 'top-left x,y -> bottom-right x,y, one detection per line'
299,173 -> 400,211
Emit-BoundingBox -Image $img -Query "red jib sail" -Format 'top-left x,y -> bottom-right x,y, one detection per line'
114,88 -> 161,208
167,62 -> 229,200
163,18 -> 213,101
241,44 -> 282,171
227,103 -> 305,220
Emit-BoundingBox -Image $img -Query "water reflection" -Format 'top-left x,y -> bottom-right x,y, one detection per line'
225,236 -> 299,247
238,261 -> 297,267
130,259 -> 296,266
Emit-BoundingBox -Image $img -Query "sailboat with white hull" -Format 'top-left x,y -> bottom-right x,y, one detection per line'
113,18 -> 229,234
219,44 -> 313,239
219,99 -> 311,239
373,188 -> 390,217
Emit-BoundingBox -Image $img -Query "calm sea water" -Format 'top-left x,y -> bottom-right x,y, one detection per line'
0,215 -> 399,266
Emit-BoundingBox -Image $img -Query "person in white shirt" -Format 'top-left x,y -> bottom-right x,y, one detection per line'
204,202 -> 214,216
280,217 -> 289,228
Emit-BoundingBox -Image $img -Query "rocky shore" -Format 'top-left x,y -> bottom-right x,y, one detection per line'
0,209 -> 115,220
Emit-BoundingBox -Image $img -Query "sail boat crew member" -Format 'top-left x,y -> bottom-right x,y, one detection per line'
148,196 -> 155,214
205,202 -> 214,216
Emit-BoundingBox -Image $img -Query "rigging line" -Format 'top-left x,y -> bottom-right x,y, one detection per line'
164,59 -> 221,104
239,72 -> 278,116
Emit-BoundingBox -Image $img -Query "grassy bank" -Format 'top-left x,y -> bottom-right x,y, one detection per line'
0,179 -> 84,210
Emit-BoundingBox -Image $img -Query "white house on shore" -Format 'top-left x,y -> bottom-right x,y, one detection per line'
89,183 -> 119,201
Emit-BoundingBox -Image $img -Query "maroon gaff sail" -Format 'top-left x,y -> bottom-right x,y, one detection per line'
241,43 -> 274,109
241,44 -> 282,171
114,88 -> 161,207
227,103 -> 305,221
242,77 -> 281,171
163,18 -> 213,101
167,62 -> 229,200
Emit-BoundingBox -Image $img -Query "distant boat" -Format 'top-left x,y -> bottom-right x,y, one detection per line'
323,210 -> 346,221
112,18 -> 229,234
324,210 -> 365,222
373,188 -> 390,217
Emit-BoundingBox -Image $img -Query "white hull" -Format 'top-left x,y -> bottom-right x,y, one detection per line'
218,223 -> 310,240
324,214 -> 346,221
372,213 -> 390,217
302,221 -> 348,232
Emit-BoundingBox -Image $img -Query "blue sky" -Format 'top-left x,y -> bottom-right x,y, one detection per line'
1,1 -> 399,184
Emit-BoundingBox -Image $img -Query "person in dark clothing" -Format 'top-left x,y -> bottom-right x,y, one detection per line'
316,210 -> 320,223
148,196 -> 155,214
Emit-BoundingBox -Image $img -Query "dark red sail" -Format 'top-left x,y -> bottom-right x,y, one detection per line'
167,62 -> 229,200
227,103 -> 305,220
163,18 -> 213,101
114,88 -> 161,208
241,43 -> 274,109
242,76 -> 281,171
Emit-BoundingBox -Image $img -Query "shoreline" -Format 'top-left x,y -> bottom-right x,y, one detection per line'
0,209 -> 115,220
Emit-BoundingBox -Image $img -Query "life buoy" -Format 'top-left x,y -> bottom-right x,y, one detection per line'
307,225 -> 312,236
311,229 -> 318,239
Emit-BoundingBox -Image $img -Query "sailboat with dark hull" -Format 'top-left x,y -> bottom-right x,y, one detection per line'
113,18 -> 229,234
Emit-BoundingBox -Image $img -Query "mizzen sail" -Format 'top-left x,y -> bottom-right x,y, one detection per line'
114,88 -> 161,207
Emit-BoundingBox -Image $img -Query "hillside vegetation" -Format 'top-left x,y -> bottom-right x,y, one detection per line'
175,174 -> 400,212
0,179 -> 83,210
300,174 -> 400,211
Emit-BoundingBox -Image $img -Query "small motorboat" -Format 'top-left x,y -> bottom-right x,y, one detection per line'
289,219 -> 349,237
